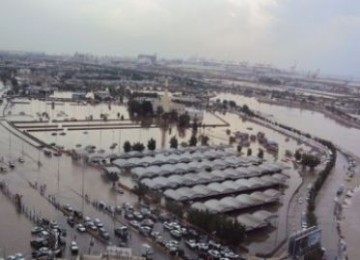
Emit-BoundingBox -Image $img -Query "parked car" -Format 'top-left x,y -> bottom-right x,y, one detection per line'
31,226 -> 44,235
150,231 -> 160,239
209,249 -> 221,259
141,219 -> 154,228
8,161 -> 15,169
32,247 -> 53,259
70,241 -> 79,255
85,222 -> 98,232
105,205 -> 115,215
94,218 -> 104,228
139,226 -> 152,236
337,185 -> 345,196
185,239 -> 197,249
67,216 -> 75,227
114,226 -> 129,238
208,240 -> 222,250
141,243 -> 153,259
30,238 -> 49,249
76,224 -> 86,233
170,229 -> 182,239
133,211 -> 144,221
100,231 -> 110,240
14,253 -> 25,260
129,220 -> 140,229
197,242 -> 209,251
125,212 -> 134,220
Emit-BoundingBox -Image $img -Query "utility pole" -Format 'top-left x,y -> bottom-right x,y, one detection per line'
81,159 -> 85,214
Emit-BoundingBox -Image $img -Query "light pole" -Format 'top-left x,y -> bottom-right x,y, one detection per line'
81,159 -> 85,214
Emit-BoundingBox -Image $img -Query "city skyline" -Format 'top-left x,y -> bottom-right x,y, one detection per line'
0,0 -> 359,77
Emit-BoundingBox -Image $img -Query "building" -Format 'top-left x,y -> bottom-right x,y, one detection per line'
137,54 -> 157,65
161,78 -> 171,113
184,107 -> 204,121
72,92 -> 87,100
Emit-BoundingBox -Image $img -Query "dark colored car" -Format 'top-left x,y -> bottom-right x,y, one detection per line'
30,238 -> 49,249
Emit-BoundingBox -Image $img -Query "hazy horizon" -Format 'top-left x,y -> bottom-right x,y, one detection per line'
1,0 -> 359,77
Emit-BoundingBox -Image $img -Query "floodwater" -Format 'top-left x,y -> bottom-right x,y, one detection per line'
7,98 -> 225,152
0,121 -> 174,259
2,86 -> 360,258
215,93 -> 360,156
216,92 -> 360,259
1,90 -> 313,257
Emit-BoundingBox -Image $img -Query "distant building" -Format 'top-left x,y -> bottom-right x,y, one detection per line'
26,85 -> 54,97
161,79 -> 171,113
94,90 -> 112,101
72,92 -> 87,100
185,107 -> 204,121
137,54 -> 157,65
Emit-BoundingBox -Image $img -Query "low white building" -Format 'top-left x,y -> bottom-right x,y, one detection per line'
185,107 -> 204,121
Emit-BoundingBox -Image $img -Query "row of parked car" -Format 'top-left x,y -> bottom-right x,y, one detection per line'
29,219 -> 67,259
5,253 -> 25,260
162,220 -> 243,260
67,212 -> 111,242
120,202 -> 244,260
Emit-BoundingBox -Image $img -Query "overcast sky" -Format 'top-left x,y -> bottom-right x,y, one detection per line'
0,0 -> 359,77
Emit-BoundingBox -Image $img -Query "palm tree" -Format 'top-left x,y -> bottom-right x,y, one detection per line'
123,141 -> 131,153
147,138 -> 156,151
133,183 -> 149,202
189,135 -> 197,146
170,136 -> 178,149
247,148 -> 252,156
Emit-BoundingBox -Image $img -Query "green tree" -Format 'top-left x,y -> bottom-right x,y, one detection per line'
132,142 -> 145,152
192,119 -> 198,134
242,104 -> 254,116
108,172 -> 119,187
123,141 -> 131,153
229,136 -> 236,144
187,209 -> 245,246
247,148 -> 252,156
147,138 -> 156,151
237,145 -> 242,153
133,183 -> 149,203
170,136 -> 178,149
178,113 -> 190,128
257,148 -> 264,159
229,100 -> 237,108
180,142 -> 188,148
156,106 -> 164,115
294,149 -> 302,161
301,154 -> 321,169
189,135 -> 197,146
200,135 -> 209,146
165,201 -> 183,218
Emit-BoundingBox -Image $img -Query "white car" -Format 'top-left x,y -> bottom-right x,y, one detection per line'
70,241 -> 79,255
76,224 -> 86,233
185,239 -> 197,249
